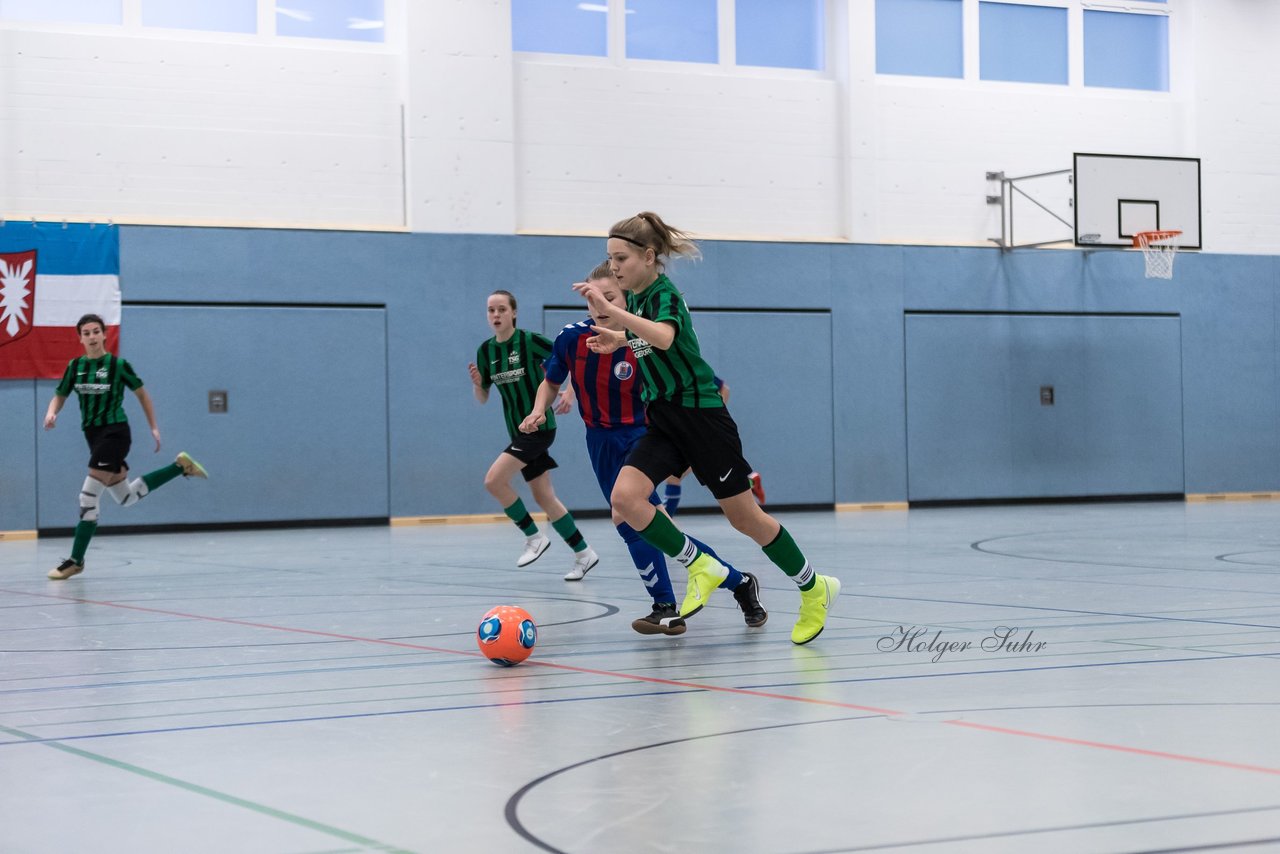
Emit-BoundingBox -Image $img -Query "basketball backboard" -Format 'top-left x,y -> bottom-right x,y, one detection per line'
1074,153 -> 1201,250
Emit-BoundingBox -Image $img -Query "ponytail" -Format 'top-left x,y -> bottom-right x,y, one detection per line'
608,211 -> 701,267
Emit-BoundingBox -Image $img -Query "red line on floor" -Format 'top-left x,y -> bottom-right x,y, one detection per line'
7,587 -> 1278,776
945,720 -> 1280,776
0,588 -> 901,715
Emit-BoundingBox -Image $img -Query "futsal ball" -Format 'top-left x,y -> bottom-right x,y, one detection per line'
477,605 -> 537,666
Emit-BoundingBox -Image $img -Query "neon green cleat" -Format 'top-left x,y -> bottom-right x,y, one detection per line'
680,552 -> 730,618
176,452 -> 208,479
792,574 -> 840,645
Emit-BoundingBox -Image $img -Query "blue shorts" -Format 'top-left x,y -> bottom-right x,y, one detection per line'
584,425 -> 662,508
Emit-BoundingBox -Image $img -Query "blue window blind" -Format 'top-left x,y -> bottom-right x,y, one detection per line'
0,0 -> 121,25
626,0 -> 718,64
736,0 -> 824,70
876,0 -> 963,78
979,2 -> 1067,85
276,0 -> 384,43
142,0 -> 256,33
1084,10 -> 1169,91
512,0 -> 607,56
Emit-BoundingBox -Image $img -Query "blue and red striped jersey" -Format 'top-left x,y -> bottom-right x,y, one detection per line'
544,319 -> 645,429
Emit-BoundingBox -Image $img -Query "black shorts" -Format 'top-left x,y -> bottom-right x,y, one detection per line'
625,399 -> 753,500
84,423 -> 131,474
504,428 -> 559,482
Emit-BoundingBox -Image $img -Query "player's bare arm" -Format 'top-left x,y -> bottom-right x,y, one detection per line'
44,394 -> 67,430
585,327 -> 627,354
468,362 -> 489,403
553,386 -> 574,415
572,280 -> 675,350
519,379 -> 561,434
133,386 -> 162,451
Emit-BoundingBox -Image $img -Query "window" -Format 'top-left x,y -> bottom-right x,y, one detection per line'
626,0 -> 717,64
142,0 -> 256,34
979,2 -> 1067,85
736,0 -> 824,70
876,0 -> 963,79
877,1 -> 1172,92
1084,10 -> 1169,91
513,0 -> 826,72
0,0 -> 121,25
276,0 -> 384,43
1,0 -> 389,44
511,0 -> 607,56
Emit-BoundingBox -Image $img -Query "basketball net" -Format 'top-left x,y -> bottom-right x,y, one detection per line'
1134,230 -> 1182,280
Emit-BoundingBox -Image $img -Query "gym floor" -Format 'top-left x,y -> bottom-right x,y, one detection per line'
2,501 -> 1279,853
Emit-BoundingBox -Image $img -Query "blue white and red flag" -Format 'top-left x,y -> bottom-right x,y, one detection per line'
0,222 -> 120,379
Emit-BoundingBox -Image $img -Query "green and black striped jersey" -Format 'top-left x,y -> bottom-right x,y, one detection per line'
54,354 -> 144,431
477,329 -> 556,440
625,275 -> 724,408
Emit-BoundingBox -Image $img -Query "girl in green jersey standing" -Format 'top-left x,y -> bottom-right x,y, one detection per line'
573,213 -> 839,644
469,290 -> 598,579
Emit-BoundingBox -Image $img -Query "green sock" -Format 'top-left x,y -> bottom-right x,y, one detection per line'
70,520 -> 97,564
142,463 -> 183,492
550,512 -> 587,553
762,525 -> 816,590
503,499 -> 539,537
637,512 -> 687,559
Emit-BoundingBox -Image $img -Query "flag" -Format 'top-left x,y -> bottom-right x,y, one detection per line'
0,222 -> 120,379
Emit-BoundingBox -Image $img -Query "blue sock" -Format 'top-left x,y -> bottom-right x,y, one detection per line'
689,535 -> 745,589
618,523 -> 675,603
664,483 -> 682,515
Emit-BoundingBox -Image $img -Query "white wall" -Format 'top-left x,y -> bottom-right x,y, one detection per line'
510,0 -> 1197,248
1192,1 -> 1280,252
3,1 -> 1279,252
513,61 -> 843,240
507,0 -> 1280,252
842,0 -> 1196,248
862,82 -> 1195,245
0,28 -> 404,229
404,0 -> 517,234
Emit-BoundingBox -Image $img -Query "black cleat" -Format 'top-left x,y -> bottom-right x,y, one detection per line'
732,572 -> 768,628
632,602 -> 687,636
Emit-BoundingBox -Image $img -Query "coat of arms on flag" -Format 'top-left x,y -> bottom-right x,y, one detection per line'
0,222 -> 120,379
0,249 -> 36,347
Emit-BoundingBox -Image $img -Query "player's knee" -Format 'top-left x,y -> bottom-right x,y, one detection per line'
106,480 -> 144,507
482,471 -> 506,496
610,485 -> 645,516
79,477 -> 105,522
726,503 -> 767,538
739,512 -> 778,546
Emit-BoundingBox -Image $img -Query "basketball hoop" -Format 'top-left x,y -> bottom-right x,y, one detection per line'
1133,230 -> 1182,280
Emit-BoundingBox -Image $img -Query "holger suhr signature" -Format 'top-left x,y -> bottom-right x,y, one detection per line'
877,625 -> 1047,663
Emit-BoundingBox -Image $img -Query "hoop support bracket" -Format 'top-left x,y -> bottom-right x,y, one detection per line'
987,167 -> 1074,251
